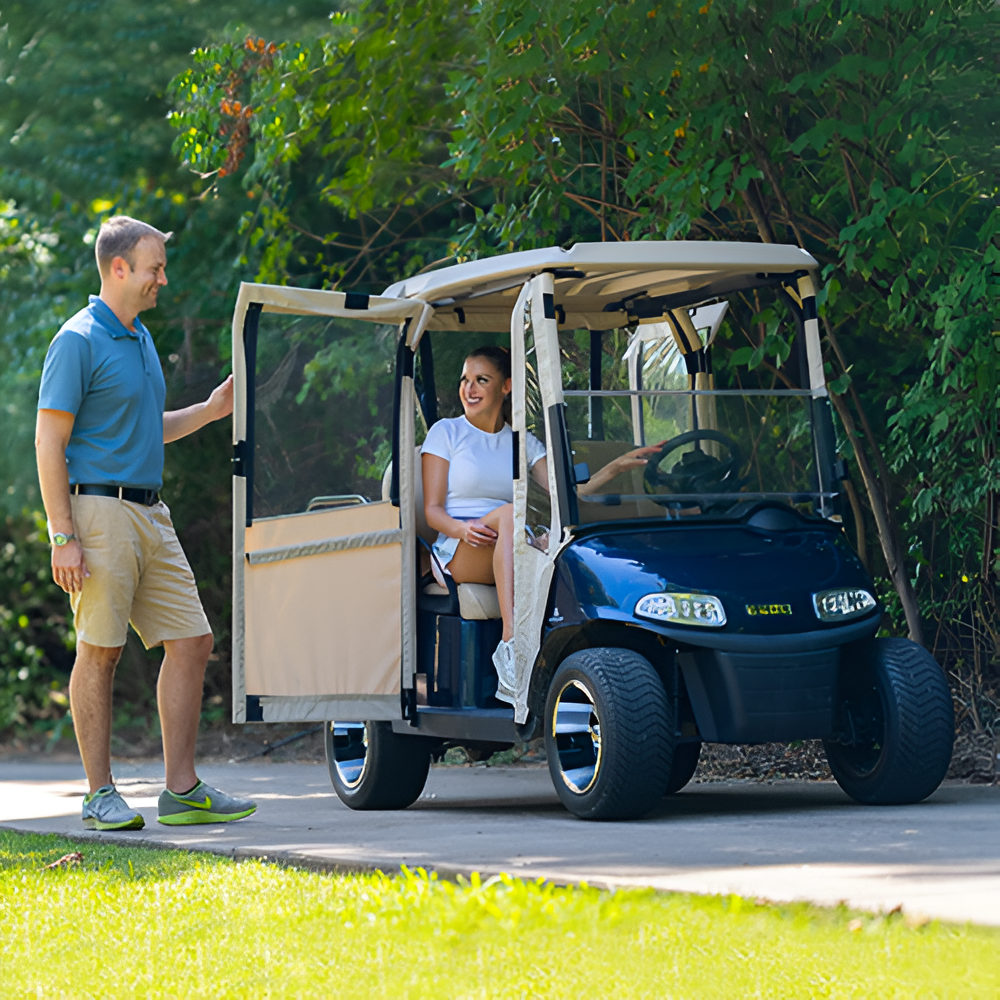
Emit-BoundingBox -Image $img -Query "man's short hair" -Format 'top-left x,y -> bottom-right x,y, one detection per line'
95,216 -> 172,275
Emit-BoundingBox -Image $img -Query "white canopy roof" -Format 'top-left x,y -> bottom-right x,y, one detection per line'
382,241 -> 818,332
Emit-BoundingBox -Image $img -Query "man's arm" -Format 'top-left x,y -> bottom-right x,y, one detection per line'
35,408 -> 89,593
162,374 -> 234,443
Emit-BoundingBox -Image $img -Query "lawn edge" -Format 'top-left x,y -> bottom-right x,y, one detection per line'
5,822 -> 999,935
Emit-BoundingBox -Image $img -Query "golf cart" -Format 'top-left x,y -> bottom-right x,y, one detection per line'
229,242 -> 954,821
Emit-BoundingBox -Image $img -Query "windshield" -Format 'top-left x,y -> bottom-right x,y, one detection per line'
559,301 -> 837,524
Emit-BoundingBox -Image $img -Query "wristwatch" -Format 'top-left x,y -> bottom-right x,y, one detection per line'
49,531 -> 76,547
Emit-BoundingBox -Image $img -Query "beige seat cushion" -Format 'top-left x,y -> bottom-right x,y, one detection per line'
420,581 -> 501,620
458,583 -> 502,620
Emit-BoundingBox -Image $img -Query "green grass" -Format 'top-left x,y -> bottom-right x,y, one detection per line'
1,830 -> 997,998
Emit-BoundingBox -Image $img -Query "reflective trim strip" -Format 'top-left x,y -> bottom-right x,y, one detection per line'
246,528 -> 403,565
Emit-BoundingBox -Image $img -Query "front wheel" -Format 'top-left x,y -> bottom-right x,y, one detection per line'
544,648 -> 675,821
325,721 -> 432,810
823,639 -> 954,805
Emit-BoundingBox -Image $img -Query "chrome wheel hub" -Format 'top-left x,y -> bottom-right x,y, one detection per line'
330,722 -> 368,789
552,680 -> 601,794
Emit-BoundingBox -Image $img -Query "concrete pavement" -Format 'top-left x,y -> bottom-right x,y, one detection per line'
2,761 -> 998,927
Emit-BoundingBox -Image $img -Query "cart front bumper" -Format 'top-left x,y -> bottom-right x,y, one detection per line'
680,646 -> 840,744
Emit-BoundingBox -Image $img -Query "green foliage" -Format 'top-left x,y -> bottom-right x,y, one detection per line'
0,1 -> 338,727
168,1 -> 481,289
168,0 -> 999,709
2,830 -> 1000,996
0,514 -> 73,736
0,0 -> 333,516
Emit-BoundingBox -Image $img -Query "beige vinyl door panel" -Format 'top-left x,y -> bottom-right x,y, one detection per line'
244,502 -> 402,698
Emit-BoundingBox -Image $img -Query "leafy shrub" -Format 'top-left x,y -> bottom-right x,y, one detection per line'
0,512 -> 74,737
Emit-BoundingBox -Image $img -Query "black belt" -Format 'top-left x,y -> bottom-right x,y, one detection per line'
72,484 -> 161,506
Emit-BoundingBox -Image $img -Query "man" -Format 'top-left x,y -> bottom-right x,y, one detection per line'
35,215 -> 255,831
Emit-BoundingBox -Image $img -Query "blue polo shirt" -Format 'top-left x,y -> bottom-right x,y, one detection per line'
38,296 -> 166,490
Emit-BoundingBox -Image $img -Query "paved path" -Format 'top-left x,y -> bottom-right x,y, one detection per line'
2,762 -> 998,927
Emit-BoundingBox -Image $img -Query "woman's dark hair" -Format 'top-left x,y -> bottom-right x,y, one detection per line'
466,345 -> 512,424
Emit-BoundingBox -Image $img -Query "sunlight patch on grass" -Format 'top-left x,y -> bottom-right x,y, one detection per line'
1,829 -> 998,997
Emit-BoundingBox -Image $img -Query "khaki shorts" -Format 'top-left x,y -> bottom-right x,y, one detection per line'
69,494 -> 212,649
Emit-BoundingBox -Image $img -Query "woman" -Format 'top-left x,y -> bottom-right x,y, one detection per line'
422,345 -> 662,697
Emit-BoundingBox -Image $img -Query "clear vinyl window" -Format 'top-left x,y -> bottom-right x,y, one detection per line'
519,298 -> 551,551
251,313 -> 397,519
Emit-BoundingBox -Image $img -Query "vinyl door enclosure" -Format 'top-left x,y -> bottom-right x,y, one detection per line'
231,283 -> 426,724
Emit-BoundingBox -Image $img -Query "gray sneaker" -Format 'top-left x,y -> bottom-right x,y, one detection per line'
157,781 -> 256,825
82,785 -> 145,831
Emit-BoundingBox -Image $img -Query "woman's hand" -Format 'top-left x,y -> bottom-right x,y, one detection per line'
579,441 -> 668,495
604,441 -> 667,477
461,520 -> 498,548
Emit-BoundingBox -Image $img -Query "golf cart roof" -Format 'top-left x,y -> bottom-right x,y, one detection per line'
382,241 -> 818,333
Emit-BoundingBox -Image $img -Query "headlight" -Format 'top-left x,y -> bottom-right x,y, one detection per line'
634,592 -> 727,628
812,588 -> 877,622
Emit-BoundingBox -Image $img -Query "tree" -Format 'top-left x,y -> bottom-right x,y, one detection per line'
0,0 -> 334,736
169,0 -> 999,732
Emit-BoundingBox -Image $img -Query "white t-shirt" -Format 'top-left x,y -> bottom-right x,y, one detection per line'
421,416 -> 545,519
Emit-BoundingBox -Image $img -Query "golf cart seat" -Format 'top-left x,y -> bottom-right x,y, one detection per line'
381,450 -> 502,620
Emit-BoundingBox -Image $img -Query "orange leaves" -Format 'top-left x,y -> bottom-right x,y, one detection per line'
200,37 -> 276,179
220,99 -> 253,120
244,37 -> 277,57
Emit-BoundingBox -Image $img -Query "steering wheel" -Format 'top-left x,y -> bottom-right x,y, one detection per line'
643,430 -> 747,497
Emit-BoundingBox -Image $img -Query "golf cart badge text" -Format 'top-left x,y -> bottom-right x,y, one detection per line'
746,603 -> 793,616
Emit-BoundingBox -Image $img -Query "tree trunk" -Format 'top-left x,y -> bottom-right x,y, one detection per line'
827,389 -> 924,645
741,180 -> 775,244
842,475 -> 869,573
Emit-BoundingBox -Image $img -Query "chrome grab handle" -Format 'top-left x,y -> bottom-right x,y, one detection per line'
306,494 -> 369,512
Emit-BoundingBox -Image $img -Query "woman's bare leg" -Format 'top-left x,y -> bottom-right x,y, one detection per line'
484,504 -> 513,640
445,503 -> 514,640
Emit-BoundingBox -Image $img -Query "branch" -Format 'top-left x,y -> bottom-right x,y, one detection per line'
562,192 -> 622,240
755,152 -> 806,248
822,315 -> 923,643
839,146 -> 860,218
741,179 -> 775,244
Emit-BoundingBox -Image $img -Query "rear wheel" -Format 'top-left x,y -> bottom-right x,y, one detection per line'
325,721 -> 432,810
664,742 -> 701,795
544,648 -> 674,821
823,639 -> 954,805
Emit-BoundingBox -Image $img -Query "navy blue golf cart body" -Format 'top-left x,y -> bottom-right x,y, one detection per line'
230,244 -> 953,820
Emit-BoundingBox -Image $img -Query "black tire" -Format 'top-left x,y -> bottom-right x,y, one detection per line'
823,638 -> 954,805
325,721 -> 431,810
544,648 -> 675,821
664,742 -> 701,795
